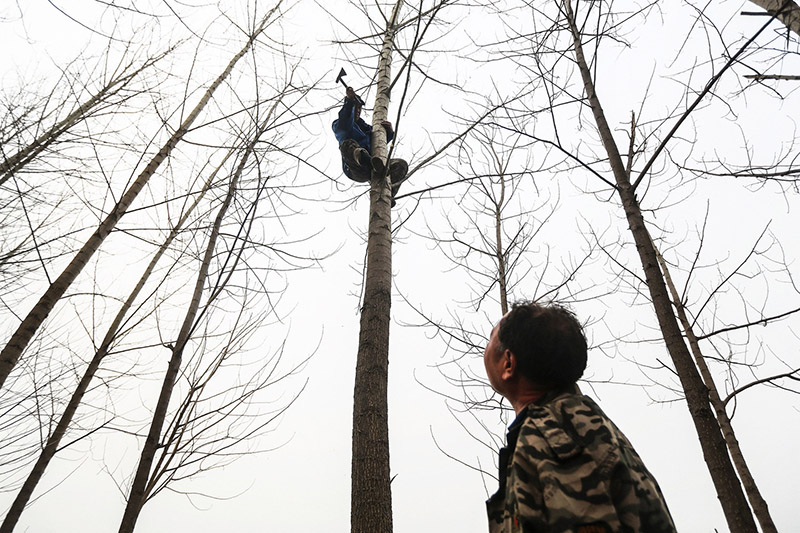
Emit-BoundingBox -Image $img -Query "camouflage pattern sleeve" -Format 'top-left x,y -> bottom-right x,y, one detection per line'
487,391 -> 676,533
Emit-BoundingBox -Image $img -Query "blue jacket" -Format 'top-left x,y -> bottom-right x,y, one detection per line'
332,98 -> 394,177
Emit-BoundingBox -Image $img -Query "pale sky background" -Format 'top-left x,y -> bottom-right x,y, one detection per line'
1,1 -> 799,532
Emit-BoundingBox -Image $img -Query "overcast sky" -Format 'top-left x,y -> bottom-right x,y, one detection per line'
1,1 -> 799,532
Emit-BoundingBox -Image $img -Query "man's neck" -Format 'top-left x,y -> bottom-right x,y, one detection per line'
510,389 -> 548,416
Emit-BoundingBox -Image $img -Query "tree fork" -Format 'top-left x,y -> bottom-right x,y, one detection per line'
562,1 -> 757,531
350,1 -> 404,532
650,232 -> 777,533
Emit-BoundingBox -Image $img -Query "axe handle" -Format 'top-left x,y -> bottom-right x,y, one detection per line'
337,78 -> 366,106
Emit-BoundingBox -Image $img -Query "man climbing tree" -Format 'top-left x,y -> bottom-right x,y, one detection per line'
333,86 -> 408,206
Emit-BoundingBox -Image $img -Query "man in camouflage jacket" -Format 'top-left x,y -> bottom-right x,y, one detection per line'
484,302 -> 676,533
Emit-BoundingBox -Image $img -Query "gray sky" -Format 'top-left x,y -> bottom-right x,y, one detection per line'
1,1 -> 798,532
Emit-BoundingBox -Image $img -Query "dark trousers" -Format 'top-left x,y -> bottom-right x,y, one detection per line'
340,139 -> 371,182
339,139 -> 408,186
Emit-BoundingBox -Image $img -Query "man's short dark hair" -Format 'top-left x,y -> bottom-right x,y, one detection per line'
496,301 -> 587,389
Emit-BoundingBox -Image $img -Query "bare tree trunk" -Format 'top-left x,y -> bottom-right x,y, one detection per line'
650,232 -> 778,533
494,175 -> 508,315
562,1 -> 757,531
0,153 -> 229,533
350,2 -> 403,532
747,0 -> 800,38
117,131 -> 257,533
0,7 -> 279,390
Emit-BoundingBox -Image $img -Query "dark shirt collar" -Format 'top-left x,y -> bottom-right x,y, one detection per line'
488,408 -> 528,507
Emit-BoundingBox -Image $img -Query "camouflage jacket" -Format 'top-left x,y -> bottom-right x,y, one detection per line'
486,386 -> 676,533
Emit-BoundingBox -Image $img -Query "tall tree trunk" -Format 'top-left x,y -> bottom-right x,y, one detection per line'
0,7 -> 279,391
117,126 -> 259,533
350,2 -> 403,532
649,231 -> 778,533
0,153 -> 229,533
494,175 -> 508,315
562,1 -> 758,531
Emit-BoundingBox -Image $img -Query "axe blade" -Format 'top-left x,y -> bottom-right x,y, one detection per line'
336,68 -> 347,84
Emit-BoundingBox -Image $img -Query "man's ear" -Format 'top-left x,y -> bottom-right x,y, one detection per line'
500,349 -> 516,381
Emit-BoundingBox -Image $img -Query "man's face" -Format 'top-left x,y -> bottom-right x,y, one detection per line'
354,105 -> 362,121
483,321 -> 505,393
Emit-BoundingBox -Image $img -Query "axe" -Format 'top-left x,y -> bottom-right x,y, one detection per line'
335,68 -> 366,106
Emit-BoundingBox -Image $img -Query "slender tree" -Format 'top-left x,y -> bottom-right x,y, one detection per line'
402,125 -> 605,490
559,2 -> 755,529
118,108 -> 271,533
